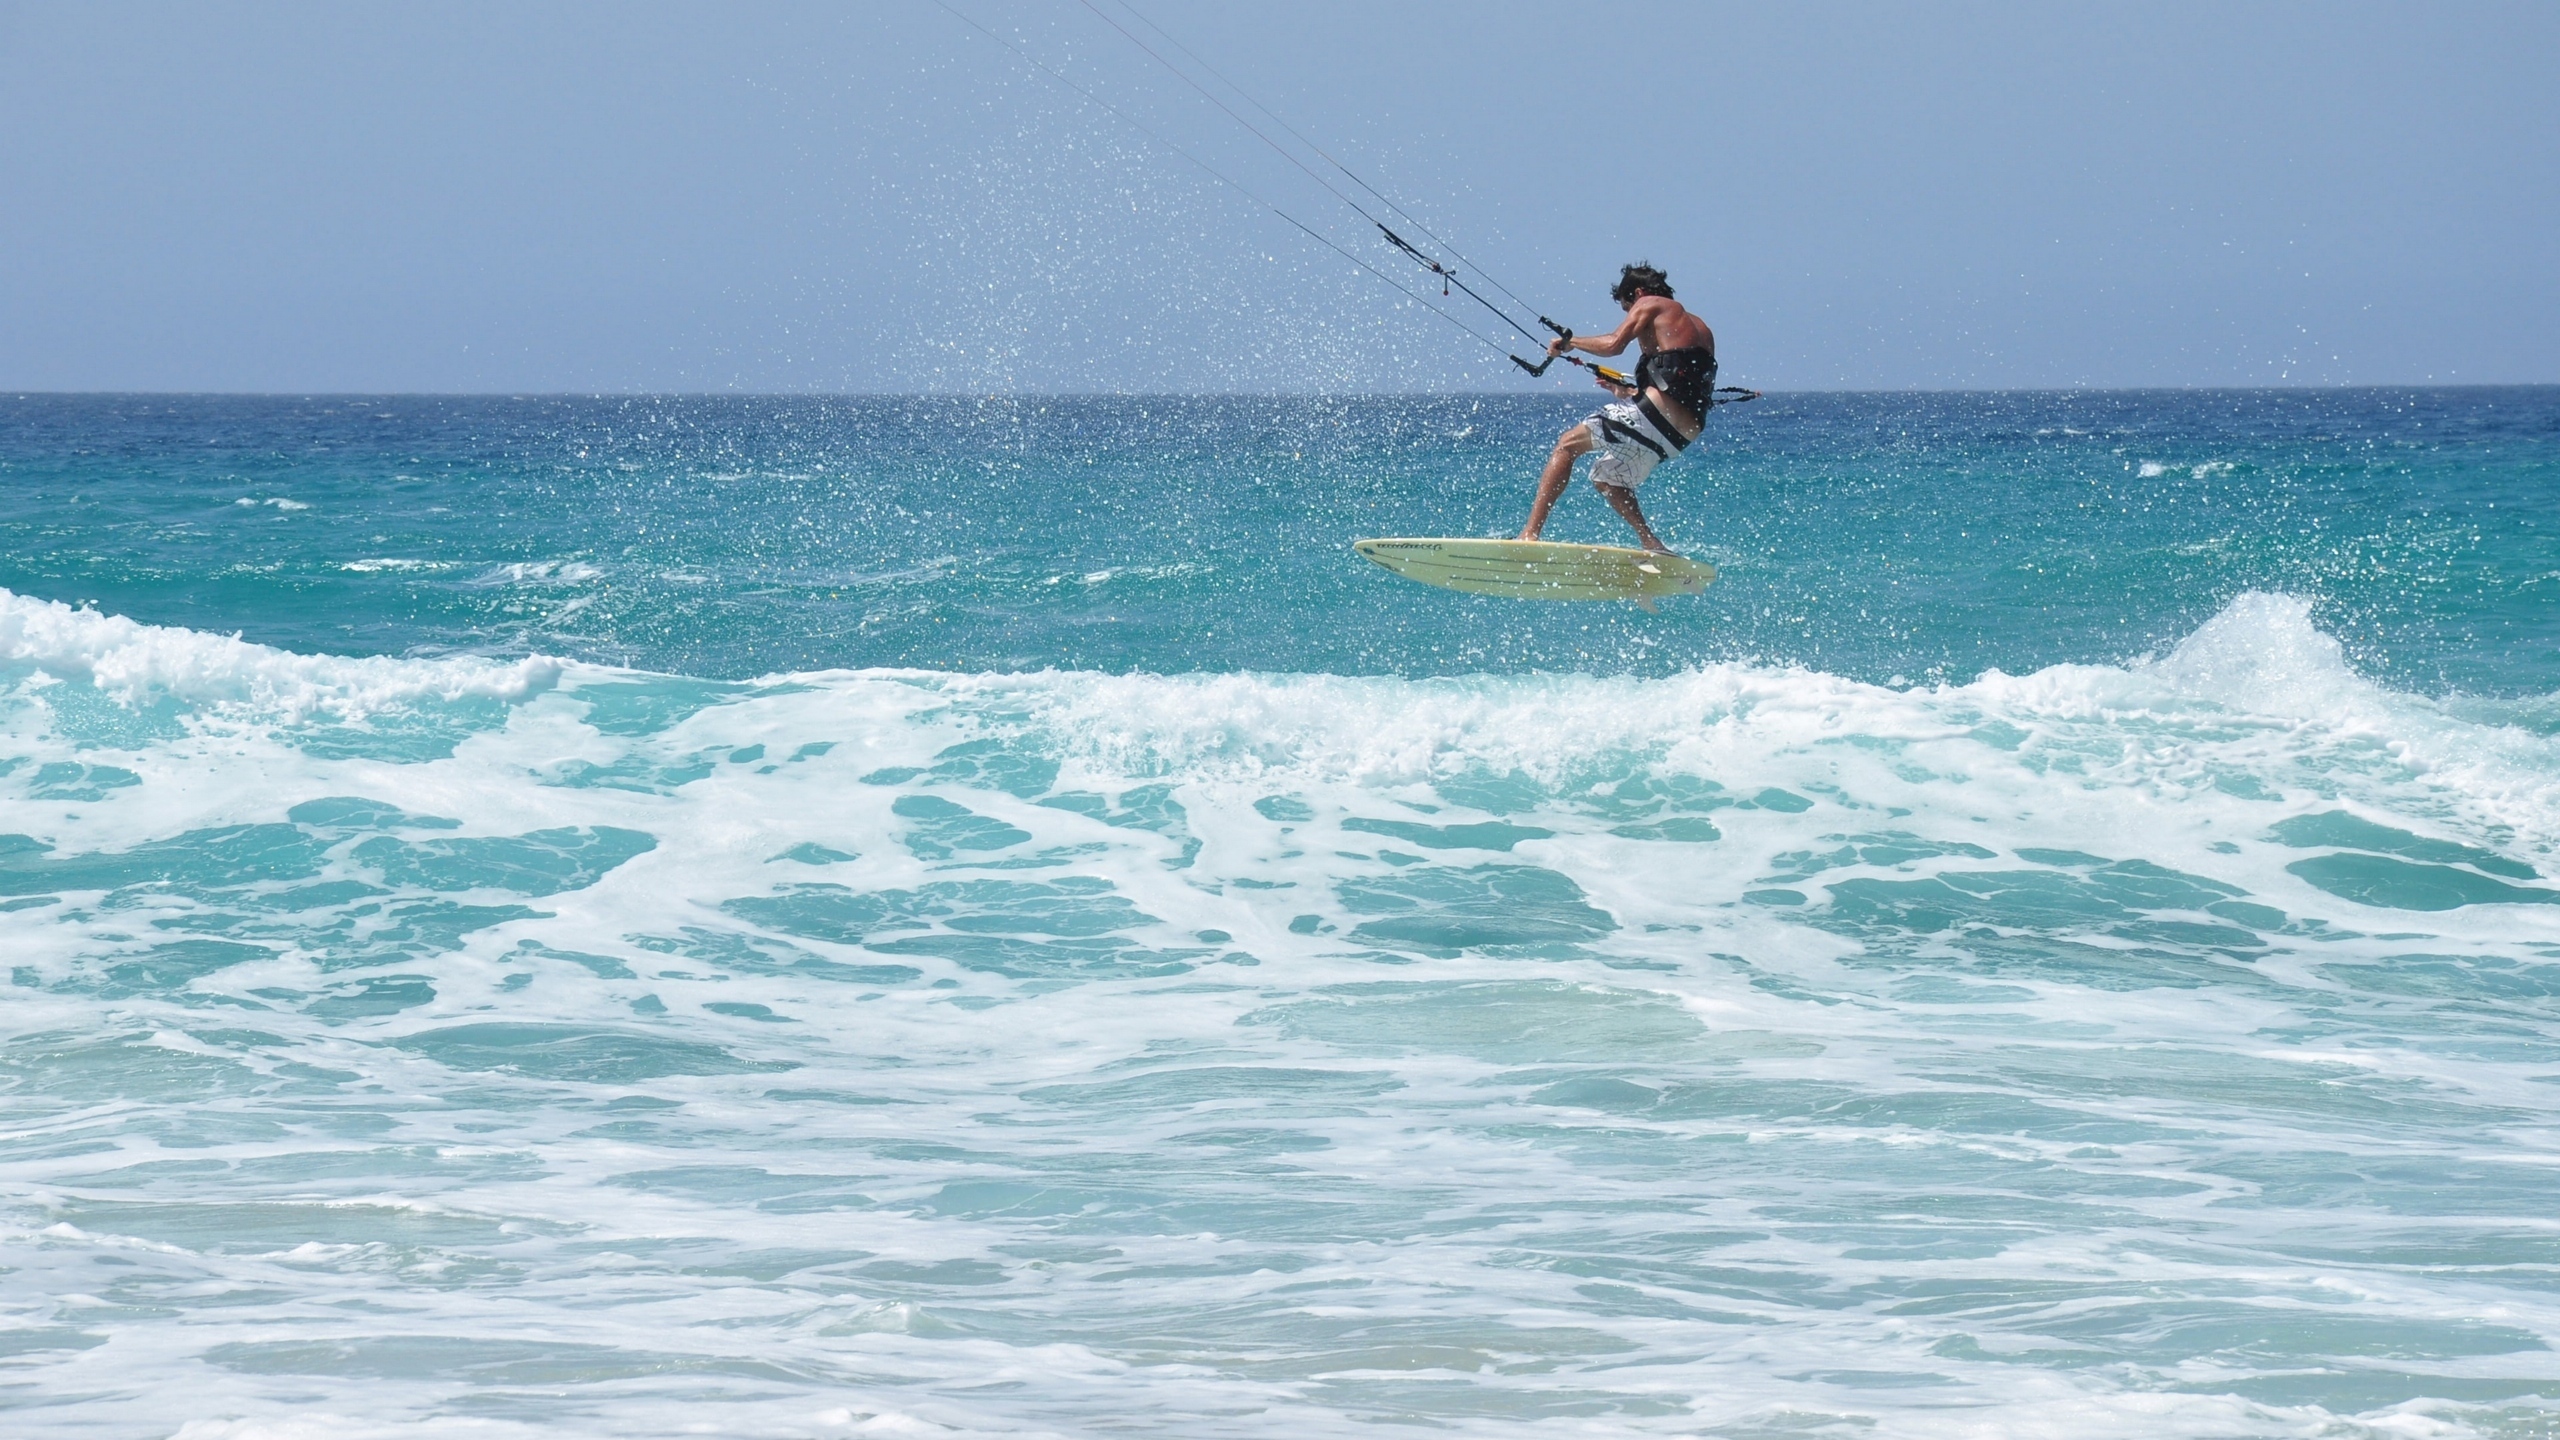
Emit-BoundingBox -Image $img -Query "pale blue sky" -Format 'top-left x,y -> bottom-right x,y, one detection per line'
3,0 -> 2553,392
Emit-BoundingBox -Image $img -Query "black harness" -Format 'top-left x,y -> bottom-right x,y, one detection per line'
1634,395 -> 1690,453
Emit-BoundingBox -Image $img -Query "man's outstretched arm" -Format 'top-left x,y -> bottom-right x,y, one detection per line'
1545,297 -> 1662,359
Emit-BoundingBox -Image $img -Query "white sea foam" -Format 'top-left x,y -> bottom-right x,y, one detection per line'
6,592 -> 2559,1436
0,586 -> 562,721
810,592 -> 2541,849
2135,459 -> 2235,481
1073,562 -> 1212,585
2136,590 -> 2368,711
473,559 -> 603,585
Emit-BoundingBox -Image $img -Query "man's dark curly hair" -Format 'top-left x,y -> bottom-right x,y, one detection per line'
1611,262 -> 1674,305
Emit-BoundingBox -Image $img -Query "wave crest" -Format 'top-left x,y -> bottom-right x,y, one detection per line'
0,587 -> 563,722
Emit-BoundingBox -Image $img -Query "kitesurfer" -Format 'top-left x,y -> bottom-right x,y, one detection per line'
1516,263 -> 1716,553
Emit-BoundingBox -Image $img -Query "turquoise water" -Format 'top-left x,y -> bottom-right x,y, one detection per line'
3,390 -> 2559,1437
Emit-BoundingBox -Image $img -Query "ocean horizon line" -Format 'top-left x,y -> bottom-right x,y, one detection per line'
6,381 -> 2557,402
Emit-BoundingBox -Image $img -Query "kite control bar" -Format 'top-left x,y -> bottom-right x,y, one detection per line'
1511,319 -> 1574,377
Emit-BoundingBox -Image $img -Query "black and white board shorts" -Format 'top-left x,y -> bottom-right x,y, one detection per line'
1581,400 -> 1685,491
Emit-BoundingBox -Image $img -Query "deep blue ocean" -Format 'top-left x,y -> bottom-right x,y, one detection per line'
4,389 -> 2559,1438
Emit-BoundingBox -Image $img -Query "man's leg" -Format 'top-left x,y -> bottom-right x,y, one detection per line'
1595,481 -> 1669,553
1518,425 -> 1594,541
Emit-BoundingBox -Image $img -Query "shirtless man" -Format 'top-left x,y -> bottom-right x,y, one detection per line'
1517,262 -> 1718,554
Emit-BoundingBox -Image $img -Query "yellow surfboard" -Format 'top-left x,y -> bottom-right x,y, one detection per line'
1353,538 -> 1715,610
